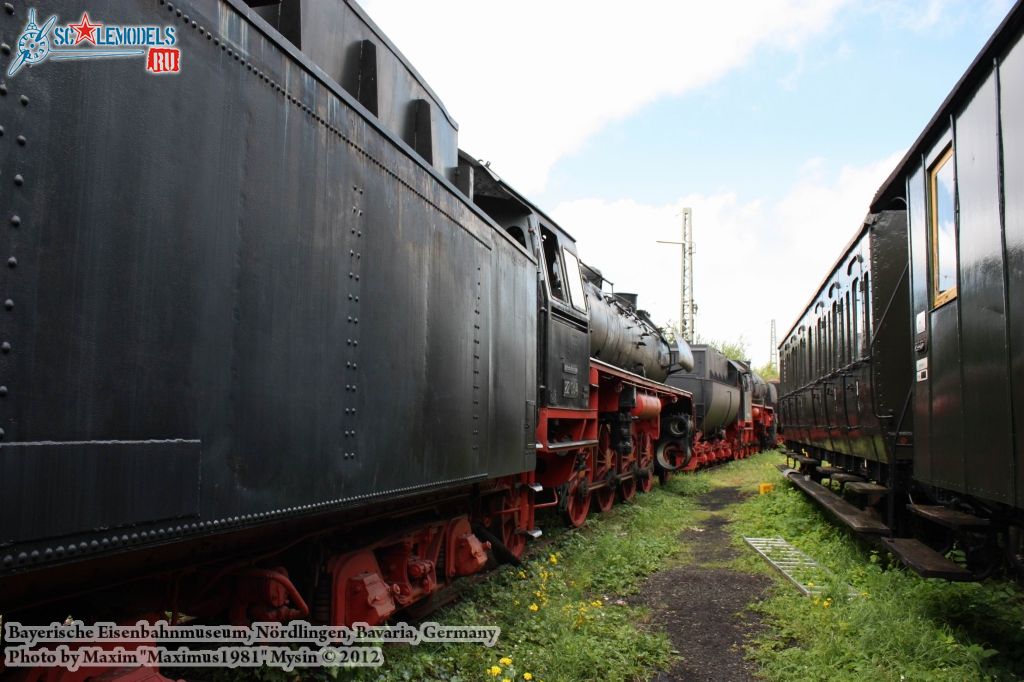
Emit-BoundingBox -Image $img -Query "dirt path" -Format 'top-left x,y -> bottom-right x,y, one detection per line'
632,486 -> 772,682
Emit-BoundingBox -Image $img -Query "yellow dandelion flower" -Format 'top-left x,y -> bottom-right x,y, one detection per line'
549,554 -> 558,565
529,603 -> 539,612
524,674 -> 534,681
534,590 -> 543,598
488,665 -> 502,676
503,679 -> 512,682
517,570 -> 527,579
591,600 -> 602,608
499,657 -> 513,666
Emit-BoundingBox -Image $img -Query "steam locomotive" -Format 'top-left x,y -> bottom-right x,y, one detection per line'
668,345 -> 778,468
0,0 -> 780,662
778,0 -> 1024,580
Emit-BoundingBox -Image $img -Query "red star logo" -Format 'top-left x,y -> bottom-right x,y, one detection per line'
69,12 -> 101,45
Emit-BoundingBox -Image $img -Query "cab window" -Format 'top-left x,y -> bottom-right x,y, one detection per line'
561,249 -> 588,313
541,227 -> 566,301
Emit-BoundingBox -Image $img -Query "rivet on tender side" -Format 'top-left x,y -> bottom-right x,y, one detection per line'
16,135 -> 25,146
19,94 -> 27,106
10,215 -> 19,227
0,44 -> 10,56
13,174 -> 23,186
2,341 -> 10,353
0,386 -> 8,397
4,3 -> 14,15
4,299 -> 12,310
7,257 -> 16,268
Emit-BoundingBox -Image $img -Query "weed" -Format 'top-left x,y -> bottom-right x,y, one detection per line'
730,452 -> 1024,682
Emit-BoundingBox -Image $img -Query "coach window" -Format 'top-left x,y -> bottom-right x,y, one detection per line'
929,145 -> 957,307
862,273 -> 871,341
831,302 -> 839,369
805,336 -> 811,382
561,249 -> 588,314
844,294 -> 851,363
847,278 -> 856,356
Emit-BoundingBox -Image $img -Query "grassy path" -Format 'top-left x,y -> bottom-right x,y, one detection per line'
193,450 -> 1024,681
634,484 -> 771,681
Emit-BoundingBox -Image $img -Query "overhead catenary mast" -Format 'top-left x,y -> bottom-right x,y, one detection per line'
657,208 -> 696,342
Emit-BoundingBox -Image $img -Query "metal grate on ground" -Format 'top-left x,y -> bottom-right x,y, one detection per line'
743,536 -> 856,597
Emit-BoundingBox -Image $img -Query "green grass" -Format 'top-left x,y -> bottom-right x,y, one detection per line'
171,450 -> 1024,681
728,452 -> 1024,682
338,474 -> 712,682
172,471 -> 713,682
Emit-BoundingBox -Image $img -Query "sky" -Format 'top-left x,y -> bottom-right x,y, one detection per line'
361,0 -> 1014,367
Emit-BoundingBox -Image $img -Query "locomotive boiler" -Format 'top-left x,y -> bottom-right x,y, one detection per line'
667,344 -> 777,468
585,283 -> 694,383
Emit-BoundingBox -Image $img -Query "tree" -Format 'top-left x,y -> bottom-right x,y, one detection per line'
694,334 -> 749,363
755,362 -> 779,381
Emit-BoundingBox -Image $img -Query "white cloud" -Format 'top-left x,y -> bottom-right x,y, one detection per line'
549,151 -> 904,367
360,0 -> 850,193
862,0 -> 1014,33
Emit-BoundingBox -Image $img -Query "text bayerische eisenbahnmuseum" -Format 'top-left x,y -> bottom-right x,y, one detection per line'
4,620 -> 500,648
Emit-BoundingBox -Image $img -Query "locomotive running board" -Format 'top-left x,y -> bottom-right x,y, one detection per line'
781,470 -> 892,536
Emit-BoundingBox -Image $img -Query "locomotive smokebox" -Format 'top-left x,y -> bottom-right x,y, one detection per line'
585,282 -> 694,382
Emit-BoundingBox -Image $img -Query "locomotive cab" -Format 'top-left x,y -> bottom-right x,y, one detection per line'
536,224 -> 592,410
455,152 -> 592,410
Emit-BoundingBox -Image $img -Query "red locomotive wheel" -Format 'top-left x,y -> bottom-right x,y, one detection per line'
490,487 -> 527,560
619,436 -> 638,502
637,433 -> 654,494
593,424 -> 616,512
563,449 -> 593,528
